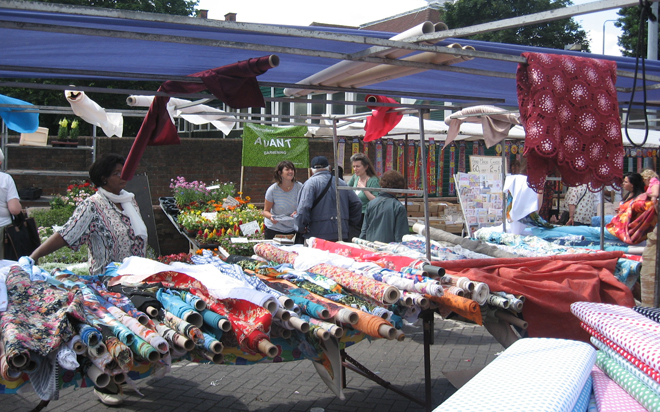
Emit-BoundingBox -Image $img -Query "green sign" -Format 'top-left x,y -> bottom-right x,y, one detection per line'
241,123 -> 309,168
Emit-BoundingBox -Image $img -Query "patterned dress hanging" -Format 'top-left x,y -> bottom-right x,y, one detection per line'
449,144 -> 456,196
517,52 -> 624,192
375,139 -> 383,176
438,142 -> 445,196
428,138 -> 436,196
397,140 -> 405,173
407,140 -> 415,190
385,139 -> 394,172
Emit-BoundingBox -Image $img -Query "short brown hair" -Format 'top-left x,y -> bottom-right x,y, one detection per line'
273,161 -> 296,184
380,170 -> 405,189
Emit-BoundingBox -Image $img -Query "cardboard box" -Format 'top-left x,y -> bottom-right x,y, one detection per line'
19,127 -> 49,147
407,211 -> 424,217
405,203 -> 421,212
445,223 -> 465,233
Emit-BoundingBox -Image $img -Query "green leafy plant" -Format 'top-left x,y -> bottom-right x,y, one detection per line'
57,118 -> 69,140
69,119 -> 80,140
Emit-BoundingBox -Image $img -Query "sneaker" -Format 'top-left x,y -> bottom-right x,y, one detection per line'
94,385 -> 124,406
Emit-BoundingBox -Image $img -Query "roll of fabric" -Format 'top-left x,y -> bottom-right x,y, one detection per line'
582,323 -> 660,385
426,293 -> 482,325
309,263 -> 401,305
65,90 -> 123,137
104,336 -> 134,373
200,332 -> 223,354
286,294 -> 330,320
66,335 -> 87,355
130,334 -> 159,363
77,324 -> 103,348
596,351 -> 660,412
591,337 -> 660,395
107,305 -> 169,354
163,311 -> 204,345
200,308 -> 231,332
154,320 -> 192,352
178,290 -> 207,312
633,306 -> 660,323
157,289 -> 201,327
591,365 -> 647,412
435,338 -> 596,412
571,302 -> 660,374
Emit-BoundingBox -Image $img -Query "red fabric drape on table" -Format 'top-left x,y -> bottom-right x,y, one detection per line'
122,56 -> 274,180
311,238 -> 419,271
516,52 -> 624,193
363,95 -> 403,142
431,251 -> 633,342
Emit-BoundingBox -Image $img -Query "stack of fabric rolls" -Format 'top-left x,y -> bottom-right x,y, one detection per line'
571,302 -> 660,411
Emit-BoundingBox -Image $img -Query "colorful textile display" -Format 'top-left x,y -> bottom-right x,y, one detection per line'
310,238 -> 421,271
434,338 -> 596,412
516,52 -> 623,193
438,252 -> 633,341
633,306 -> 660,323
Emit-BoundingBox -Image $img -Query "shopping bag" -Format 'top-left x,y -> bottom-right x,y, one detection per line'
4,212 -> 41,260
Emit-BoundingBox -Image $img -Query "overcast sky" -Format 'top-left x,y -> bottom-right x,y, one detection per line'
196,0 -> 625,56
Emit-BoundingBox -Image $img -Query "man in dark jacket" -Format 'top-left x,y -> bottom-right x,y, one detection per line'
296,156 -> 362,242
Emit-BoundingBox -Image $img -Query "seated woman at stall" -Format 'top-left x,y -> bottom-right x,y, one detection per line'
360,170 -> 408,243
531,173 -> 657,246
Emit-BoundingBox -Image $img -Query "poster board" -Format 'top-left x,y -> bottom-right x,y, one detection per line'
455,172 -> 504,237
469,155 -> 506,175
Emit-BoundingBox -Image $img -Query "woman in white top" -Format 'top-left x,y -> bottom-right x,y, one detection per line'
0,150 -> 22,229
263,160 -> 302,239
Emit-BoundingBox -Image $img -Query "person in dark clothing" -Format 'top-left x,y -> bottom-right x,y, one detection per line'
360,170 -> 409,243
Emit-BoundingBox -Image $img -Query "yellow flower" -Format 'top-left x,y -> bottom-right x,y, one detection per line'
71,119 -> 79,129
58,118 -> 68,128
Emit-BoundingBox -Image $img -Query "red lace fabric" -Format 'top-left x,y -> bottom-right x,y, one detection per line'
517,52 -> 624,192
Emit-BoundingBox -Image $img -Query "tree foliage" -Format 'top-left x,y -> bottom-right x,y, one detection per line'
441,0 -> 589,51
1,0 -> 199,137
616,5 -> 658,58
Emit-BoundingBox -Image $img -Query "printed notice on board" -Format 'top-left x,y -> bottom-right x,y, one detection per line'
469,156 -> 506,175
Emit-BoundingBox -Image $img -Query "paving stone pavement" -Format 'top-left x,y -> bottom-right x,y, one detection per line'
4,315 -> 503,412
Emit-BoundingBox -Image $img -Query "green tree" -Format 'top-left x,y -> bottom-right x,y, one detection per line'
616,5 -> 658,58
441,0 -> 590,51
1,0 -> 200,137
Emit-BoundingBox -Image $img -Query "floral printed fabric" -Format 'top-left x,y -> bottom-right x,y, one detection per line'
59,192 -> 146,275
0,266 -> 85,367
606,194 -> 657,244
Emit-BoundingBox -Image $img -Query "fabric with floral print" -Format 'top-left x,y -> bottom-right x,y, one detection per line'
606,194 -> 658,244
59,192 -> 146,275
0,266 -> 85,369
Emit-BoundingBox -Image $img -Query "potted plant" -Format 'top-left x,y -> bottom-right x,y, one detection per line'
52,118 -> 80,147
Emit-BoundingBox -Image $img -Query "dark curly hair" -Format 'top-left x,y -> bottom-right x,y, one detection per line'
380,170 -> 405,190
273,160 -> 296,184
89,153 -> 125,187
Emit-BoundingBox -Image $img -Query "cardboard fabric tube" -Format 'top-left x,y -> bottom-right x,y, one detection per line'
137,313 -> 150,326
264,299 -> 278,314
208,341 -> 224,354
278,296 -> 294,310
275,308 -> 291,322
87,365 -> 111,388
183,311 -> 203,328
315,328 -> 330,341
192,300 -> 206,312
399,295 -> 414,307
494,310 -> 528,330
257,339 -> 278,358
394,329 -> 406,342
288,316 -> 310,333
335,309 -> 359,325
145,306 -> 159,317
176,334 -> 195,352
218,319 -> 232,332
378,325 -> 396,340
113,373 -> 126,384
10,354 -> 28,369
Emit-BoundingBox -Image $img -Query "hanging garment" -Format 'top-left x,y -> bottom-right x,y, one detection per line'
122,56 -> 276,180
517,52 -> 624,193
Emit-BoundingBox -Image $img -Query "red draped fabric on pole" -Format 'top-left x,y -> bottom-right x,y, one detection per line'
122,56 -> 276,180
516,52 -> 624,193
363,95 -> 403,143
431,251 -> 634,342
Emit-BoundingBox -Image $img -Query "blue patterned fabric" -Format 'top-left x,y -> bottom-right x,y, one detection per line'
434,338 -> 596,412
571,375 -> 593,412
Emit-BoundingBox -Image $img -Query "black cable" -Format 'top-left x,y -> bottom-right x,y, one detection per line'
624,1 -> 657,148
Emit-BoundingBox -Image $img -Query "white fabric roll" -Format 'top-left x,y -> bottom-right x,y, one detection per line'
126,95 -> 235,135
66,335 -> 87,355
65,90 -> 123,137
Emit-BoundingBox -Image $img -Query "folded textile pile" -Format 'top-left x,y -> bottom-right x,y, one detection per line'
571,302 -> 660,411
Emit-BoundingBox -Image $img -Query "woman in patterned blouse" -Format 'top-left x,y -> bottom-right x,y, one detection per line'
30,153 -> 147,276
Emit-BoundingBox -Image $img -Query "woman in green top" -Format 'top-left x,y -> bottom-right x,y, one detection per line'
347,153 -> 380,236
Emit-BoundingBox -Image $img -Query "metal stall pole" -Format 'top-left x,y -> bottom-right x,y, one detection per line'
600,190 -> 605,250
418,110 -> 431,262
502,139 -> 507,232
1,121 -> 6,172
333,118 -> 343,242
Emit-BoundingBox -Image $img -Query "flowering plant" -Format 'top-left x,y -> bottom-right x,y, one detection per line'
57,118 -> 69,140
50,180 -> 97,212
158,253 -> 192,264
69,119 -> 80,140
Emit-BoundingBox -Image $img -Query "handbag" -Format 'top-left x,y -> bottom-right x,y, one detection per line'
4,212 -> 41,260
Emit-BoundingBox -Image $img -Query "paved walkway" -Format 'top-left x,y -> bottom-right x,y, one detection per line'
5,315 -> 502,412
